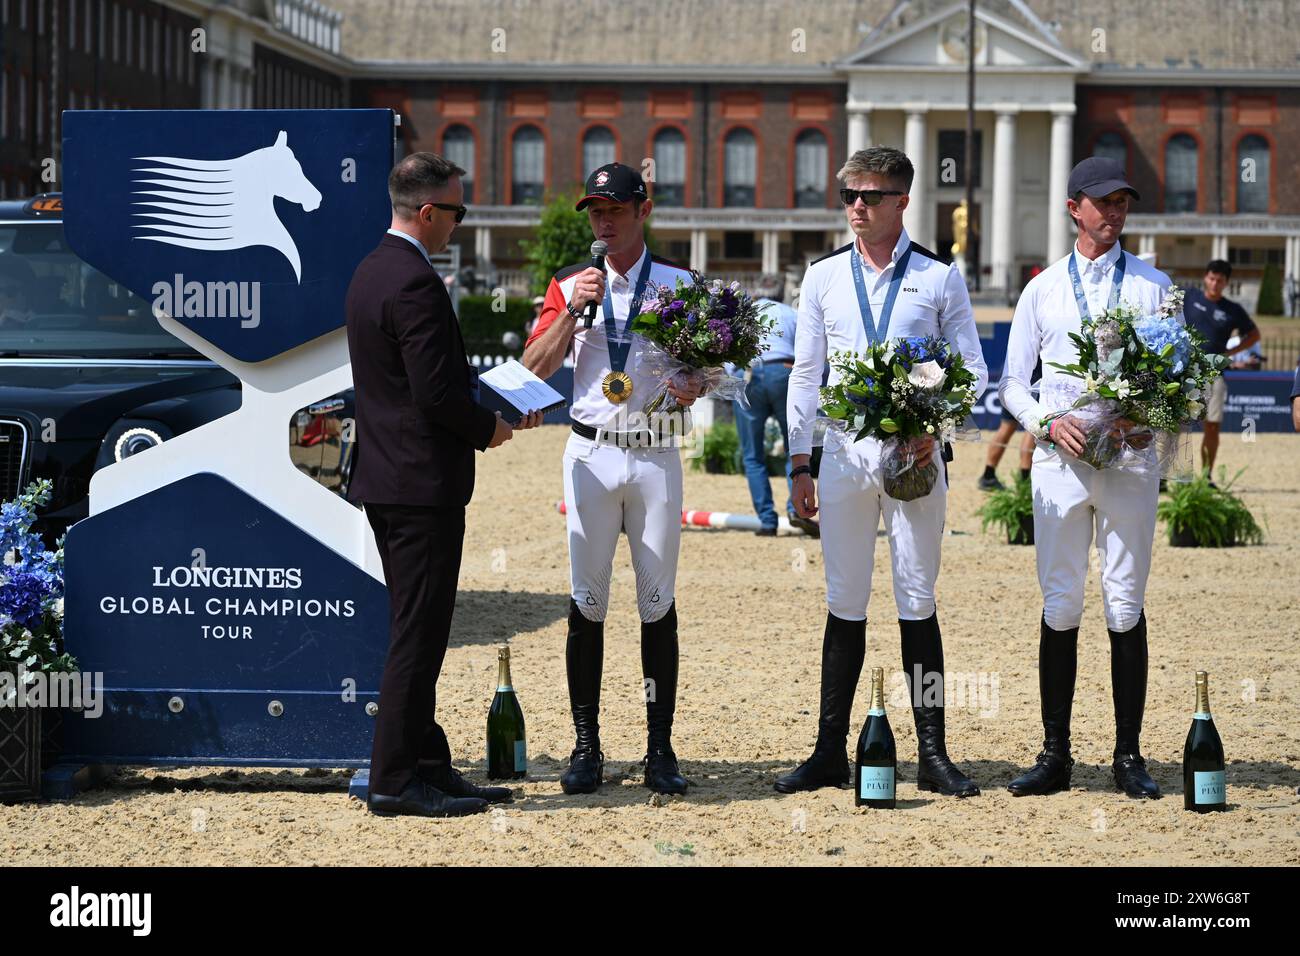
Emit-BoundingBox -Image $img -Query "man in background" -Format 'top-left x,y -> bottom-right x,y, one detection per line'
1183,260 -> 1260,476
732,277 -> 818,537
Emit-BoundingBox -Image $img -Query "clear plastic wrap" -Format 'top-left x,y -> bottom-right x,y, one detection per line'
881,436 -> 941,501
636,341 -> 747,416
1048,398 -> 1193,479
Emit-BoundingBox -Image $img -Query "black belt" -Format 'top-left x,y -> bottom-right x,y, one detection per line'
755,357 -> 795,367
571,422 -> 673,448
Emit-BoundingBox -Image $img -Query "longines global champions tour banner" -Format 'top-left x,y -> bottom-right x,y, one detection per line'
59,109 -> 395,766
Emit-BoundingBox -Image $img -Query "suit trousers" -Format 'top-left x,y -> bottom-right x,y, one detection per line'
365,502 -> 466,796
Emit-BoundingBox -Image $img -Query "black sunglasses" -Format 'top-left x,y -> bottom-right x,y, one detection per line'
426,201 -> 467,224
840,188 -> 905,207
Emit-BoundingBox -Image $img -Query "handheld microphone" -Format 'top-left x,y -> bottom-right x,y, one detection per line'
584,240 -> 607,329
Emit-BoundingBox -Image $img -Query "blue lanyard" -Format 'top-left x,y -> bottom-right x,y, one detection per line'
1067,250 -> 1126,322
850,243 -> 912,345
601,253 -> 653,374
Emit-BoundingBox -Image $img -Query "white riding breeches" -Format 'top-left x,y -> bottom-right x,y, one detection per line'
1031,446 -> 1159,633
817,436 -> 947,623
562,431 -> 683,624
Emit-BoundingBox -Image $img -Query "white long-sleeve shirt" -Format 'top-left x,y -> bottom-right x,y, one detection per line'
999,241 -> 1173,438
787,227 -> 988,457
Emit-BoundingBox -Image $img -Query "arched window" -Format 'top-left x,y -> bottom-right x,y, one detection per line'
1164,133 -> 1198,213
442,125 -> 475,202
793,129 -> 827,208
1236,134 -> 1270,213
1093,131 -> 1127,173
581,126 -> 616,176
723,128 -> 756,207
511,125 -> 545,205
652,127 -> 686,206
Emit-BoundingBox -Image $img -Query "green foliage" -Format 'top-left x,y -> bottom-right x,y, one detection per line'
520,190 -> 593,297
457,294 -> 533,357
1157,467 -> 1264,547
1257,260 -> 1283,316
976,476 -> 1034,543
689,421 -> 742,474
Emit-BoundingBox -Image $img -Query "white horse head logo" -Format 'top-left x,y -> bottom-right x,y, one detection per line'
130,130 -> 322,283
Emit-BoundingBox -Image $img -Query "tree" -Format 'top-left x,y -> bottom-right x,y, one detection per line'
1256,259 -> 1282,316
520,190 -> 658,296
521,190 -> 594,296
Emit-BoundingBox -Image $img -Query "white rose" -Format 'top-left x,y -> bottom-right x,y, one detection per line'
907,360 -> 945,391
1187,399 -> 1203,418
1112,378 -> 1131,400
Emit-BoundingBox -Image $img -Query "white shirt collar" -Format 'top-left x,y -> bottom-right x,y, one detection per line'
855,227 -> 911,274
607,244 -> 649,288
1073,240 -> 1121,277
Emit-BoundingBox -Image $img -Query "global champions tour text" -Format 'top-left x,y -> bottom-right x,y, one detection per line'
97,565 -> 356,641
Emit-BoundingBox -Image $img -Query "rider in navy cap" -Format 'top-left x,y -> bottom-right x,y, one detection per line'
575,162 -> 649,211
1066,156 -> 1140,201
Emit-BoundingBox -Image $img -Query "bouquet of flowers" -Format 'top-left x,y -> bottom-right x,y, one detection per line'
819,335 -> 980,501
630,275 -> 774,417
1045,287 -> 1227,474
1,480 -> 75,699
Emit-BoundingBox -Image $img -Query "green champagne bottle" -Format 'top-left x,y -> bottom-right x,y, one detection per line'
1183,670 -> 1226,812
855,667 -> 896,809
487,646 -> 527,780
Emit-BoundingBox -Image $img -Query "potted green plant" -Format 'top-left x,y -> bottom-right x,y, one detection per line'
1,480 -> 75,802
690,421 -> 742,475
1158,468 -> 1264,547
976,475 -> 1035,545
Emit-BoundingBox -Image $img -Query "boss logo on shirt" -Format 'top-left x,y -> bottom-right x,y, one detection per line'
903,286 -> 920,293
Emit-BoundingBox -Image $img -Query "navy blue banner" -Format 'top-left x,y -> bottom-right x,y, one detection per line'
62,472 -> 390,766
62,109 -> 393,363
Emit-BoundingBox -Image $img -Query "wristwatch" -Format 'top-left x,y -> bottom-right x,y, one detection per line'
565,301 -> 584,321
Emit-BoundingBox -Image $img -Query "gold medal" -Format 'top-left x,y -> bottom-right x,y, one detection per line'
602,371 -> 633,404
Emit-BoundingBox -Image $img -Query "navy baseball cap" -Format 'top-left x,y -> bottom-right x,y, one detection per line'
576,162 -> 648,210
1068,156 -> 1140,201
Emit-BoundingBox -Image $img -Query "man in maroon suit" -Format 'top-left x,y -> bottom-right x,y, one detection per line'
346,152 -> 542,817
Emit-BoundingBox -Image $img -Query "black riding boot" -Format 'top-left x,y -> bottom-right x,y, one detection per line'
1111,611 -> 1160,799
642,603 -> 687,794
900,612 -> 980,797
774,613 -> 865,793
1008,616 -> 1077,796
561,598 -> 605,795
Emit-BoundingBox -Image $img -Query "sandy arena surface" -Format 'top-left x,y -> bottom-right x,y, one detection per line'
4,425 -> 1298,866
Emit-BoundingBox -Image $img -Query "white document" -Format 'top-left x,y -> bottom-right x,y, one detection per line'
479,359 -> 566,413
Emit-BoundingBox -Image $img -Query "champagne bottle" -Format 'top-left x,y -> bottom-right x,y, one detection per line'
855,667 -> 896,809
487,646 -> 527,780
1182,670 -> 1226,812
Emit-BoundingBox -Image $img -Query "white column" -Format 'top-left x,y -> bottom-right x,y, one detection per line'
761,230 -> 780,274
1288,236 -> 1300,316
990,109 -> 1018,292
847,108 -> 871,157
474,226 -> 493,268
1137,233 -> 1157,256
690,230 -> 708,273
903,109 -> 928,249
1211,234 -> 1229,262
1047,108 -> 1074,263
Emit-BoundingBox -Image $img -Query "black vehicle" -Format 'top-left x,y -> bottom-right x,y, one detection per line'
0,194 -> 355,546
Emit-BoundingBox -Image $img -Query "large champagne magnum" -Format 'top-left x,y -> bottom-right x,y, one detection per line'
855,667 -> 897,809
1183,670 -> 1226,812
487,646 -> 527,780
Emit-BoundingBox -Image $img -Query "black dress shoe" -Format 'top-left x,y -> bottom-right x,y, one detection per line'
644,746 -> 688,795
1007,751 -> 1074,796
774,746 -> 850,793
367,779 -> 489,818
1113,752 -> 1161,799
789,515 -> 820,538
561,746 -> 604,794
755,526 -> 778,537
420,764 -> 513,804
